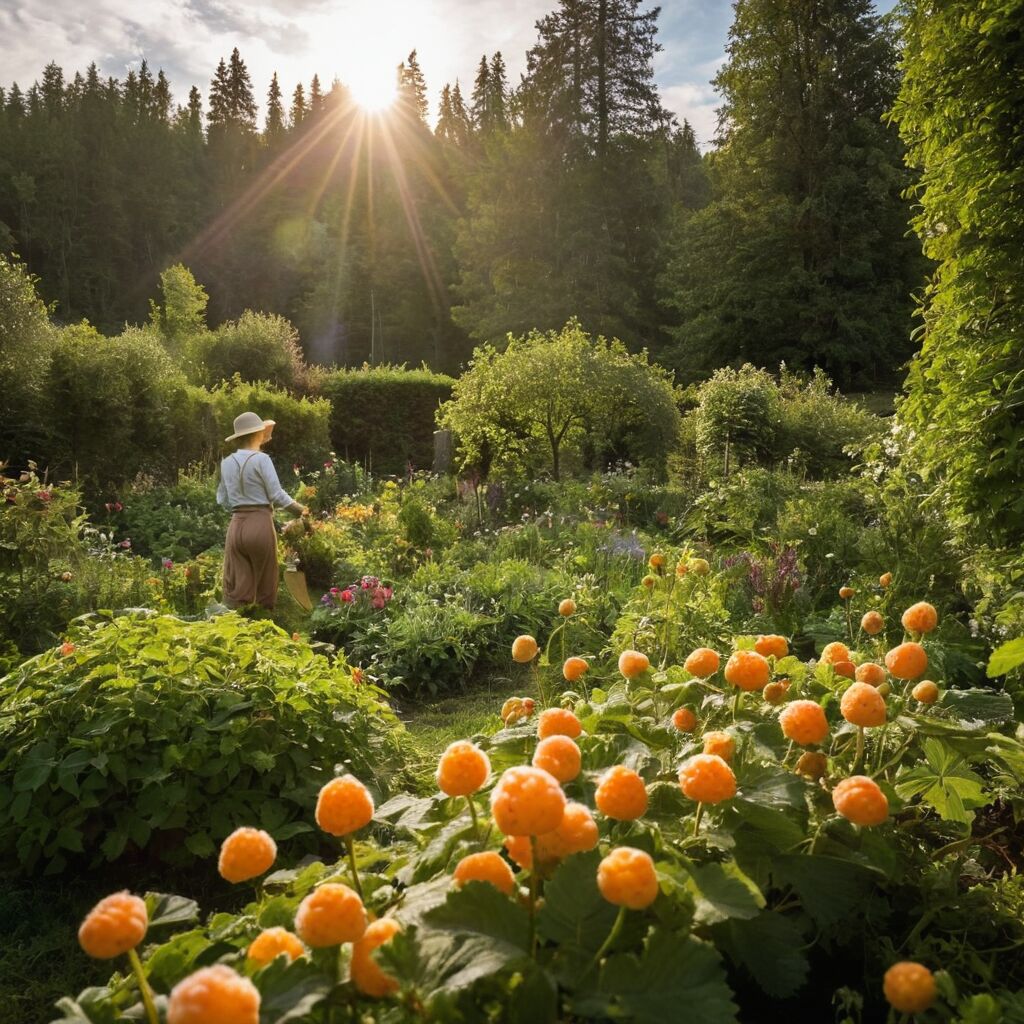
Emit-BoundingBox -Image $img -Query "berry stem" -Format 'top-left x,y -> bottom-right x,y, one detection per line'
466,794 -> 481,843
345,833 -> 363,899
693,802 -> 705,837
853,726 -> 865,773
732,689 -> 742,719
528,836 -> 540,958
588,905 -> 627,973
127,948 -> 159,1024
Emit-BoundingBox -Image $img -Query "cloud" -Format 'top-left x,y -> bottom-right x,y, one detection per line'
661,79 -> 720,148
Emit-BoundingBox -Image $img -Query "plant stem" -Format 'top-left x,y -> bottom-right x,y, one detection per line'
693,802 -> 705,837
853,726 -> 865,773
466,794 -> 480,843
345,834 -> 363,899
588,905 -> 627,973
732,689 -> 742,719
127,948 -> 158,1024
528,836 -> 539,958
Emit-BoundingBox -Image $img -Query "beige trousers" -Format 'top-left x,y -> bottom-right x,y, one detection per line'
223,506 -> 278,609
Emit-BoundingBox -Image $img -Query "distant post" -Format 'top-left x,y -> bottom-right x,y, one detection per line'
433,429 -> 453,475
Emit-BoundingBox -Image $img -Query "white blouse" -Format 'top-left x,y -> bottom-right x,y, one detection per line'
216,450 -> 295,510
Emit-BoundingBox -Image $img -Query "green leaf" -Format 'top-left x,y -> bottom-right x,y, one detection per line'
771,855 -> 883,930
146,892 -> 201,930
538,850 -> 619,958
717,911 -> 808,999
687,861 -> 764,926
254,956 -> 330,1023
987,638 -> 1024,677
507,965 -> 559,1024
939,688 -> 1014,725
184,832 -> 215,858
13,740 -> 56,792
896,738 -> 988,824
423,880 -> 531,954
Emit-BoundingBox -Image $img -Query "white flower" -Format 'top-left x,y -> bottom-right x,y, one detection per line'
825,553 -> 835,559
808,527 -> 818,537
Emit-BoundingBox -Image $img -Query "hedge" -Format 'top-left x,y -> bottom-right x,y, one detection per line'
322,365 -> 455,476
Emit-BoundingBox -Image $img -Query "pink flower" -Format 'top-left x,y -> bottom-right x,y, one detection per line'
371,596 -> 385,610
120,539 -> 132,549
162,558 -> 173,570
329,587 -> 341,595
341,590 -> 355,604
37,490 -> 52,503
114,501 -> 123,512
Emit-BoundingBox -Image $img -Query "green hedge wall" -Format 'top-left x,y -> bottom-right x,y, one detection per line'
322,365 -> 455,476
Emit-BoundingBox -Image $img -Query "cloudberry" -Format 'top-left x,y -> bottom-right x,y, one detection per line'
618,649 -> 650,678
754,634 -> 789,659
533,735 -> 582,782
679,754 -> 737,804
901,601 -> 938,635
167,965 -> 260,1024
247,928 -> 305,967
558,598 -> 577,616
538,707 -> 582,740
702,730 -> 735,761
779,700 -> 829,746
294,883 -> 367,947
78,892 -> 147,959
595,765 -> 649,820
597,847 -> 659,909
885,641 -> 928,680
563,656 -> 589,682
841,682 -> 887,728
453,851 -> 516,895
217,827 -> 277,883
506,802 -> 599,868
672,707 -> 698,731
315,776 -> 374,837
912,680 -> 940,705
821,641 -> 851,665
833,660 -> 856,680
839,586 -> 855,600
795,751 -> 828,780
832,775 -> 888,826
490,766 -> 566,836
648,552 -> 666,570
861,610 -> 885,636
642,575 -> 656,588
684,647 -> 720,677
350,918 -> 402,998
512,635 -> 539,663
763,680 -> 789,705
689,557 -> 711,575
724,649 -> 770,691
883,961 -> 936,1014
436,741 -> 491,797
855,662 -> 887,687
879,572 -> 892,588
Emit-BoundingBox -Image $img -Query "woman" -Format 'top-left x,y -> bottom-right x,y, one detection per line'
216,411 -> 308,610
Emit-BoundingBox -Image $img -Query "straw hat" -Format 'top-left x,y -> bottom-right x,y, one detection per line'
225,411 -> 276,442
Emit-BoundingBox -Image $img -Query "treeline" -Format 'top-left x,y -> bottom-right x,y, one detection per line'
0,0 -> 922,383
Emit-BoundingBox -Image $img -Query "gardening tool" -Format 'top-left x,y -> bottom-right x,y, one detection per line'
282,514 -> 313,611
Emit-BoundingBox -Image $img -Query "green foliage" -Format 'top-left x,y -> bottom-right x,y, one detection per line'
149,264 -> 209,355
0,613 -> 407,873
693,365 -> 782,472
322,365 -> 455,476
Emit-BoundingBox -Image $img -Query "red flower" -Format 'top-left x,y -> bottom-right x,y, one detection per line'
37,490 -> 52,503
341,590 -> 355,603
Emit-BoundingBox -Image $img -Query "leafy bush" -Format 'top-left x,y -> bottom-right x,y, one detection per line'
0,614 -> 407,873
323,365 -> 455,475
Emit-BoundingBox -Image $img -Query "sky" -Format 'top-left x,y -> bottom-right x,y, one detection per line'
0,0 -> 899,148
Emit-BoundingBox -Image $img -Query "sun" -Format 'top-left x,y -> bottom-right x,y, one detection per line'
345,54 -> 399,112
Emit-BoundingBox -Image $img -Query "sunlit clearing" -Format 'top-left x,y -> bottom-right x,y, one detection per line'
347,54 -> 398,112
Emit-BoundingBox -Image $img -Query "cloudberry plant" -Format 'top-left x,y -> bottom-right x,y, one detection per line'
689,557 -> 710,575
672,707 -> 698,731
490,766 -> 566,836
648,552 -> 666,570
315,775 -> 374,837
511,634 -> 539,662
436,741 -> 491,796
901,601 -> 938,635
913,680 -> 940,704
563,656 -> 589,682
779,700 -> 829,746
833,660 -> 857,680
832,775 -> 888,826
883,961 -> 936,1014
558,598 -> 577,616
594,765 -> 649,820
78,892 -> 148,959
855,662 -> 887,686
762,680 -> 789,705
724,649 -> 770,691
618,649 -> 650,678
506,802 -> 599,868
821,641 -> 851,665
795,751 -> 828,780
597,847 -> 659,910
453,851 -> 517,895
532,735 -> 582,782
879,571 -> 892,587
839,586 -> 855,600
167,965 -> 260,1024
861,610 -> 885,635
679,753 -> 737,804
294,884 -> 367,947
702,730 -> 735,761
537,707 -> 582,740
885,641 -> 928,680
754,634 -> 788,659
841,682 -> 887,728
350,918 -> 402,998
217,827 -> 277,884
247,928 -> 305,967
684,647 -> 720,677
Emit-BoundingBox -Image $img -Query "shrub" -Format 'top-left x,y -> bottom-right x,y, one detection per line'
323,365 -> 455,476
148,263 -> 209,357
0,614 -> 407,873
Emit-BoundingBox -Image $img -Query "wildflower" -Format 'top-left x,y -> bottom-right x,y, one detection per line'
60,642 -> 76,657
37,490 -> 52,502
162,558 -> 174,570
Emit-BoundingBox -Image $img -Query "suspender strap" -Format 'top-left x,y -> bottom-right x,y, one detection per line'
231,452 -> 260,503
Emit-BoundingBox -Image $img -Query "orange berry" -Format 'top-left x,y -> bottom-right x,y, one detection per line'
350,918 -> 402,998
832,775 -> 888,826
532,735 -> 582,783
689,557 -> 711,575
512,635 -> 539,663
294,883 -> 367,947
839,586 -> 855,600
217,827 -> 277,884
901,601 -> 938,635
78,892 -> 147,959
675,561 -> 689,577
490,766 -> 566,836
833,660 -> 856,680
315,775 -> 374,837
597,847 -> 659,909
247,927 -> 305,967
912,680 -> 940,705
594,765 -> 648,820
779,700 -> 829,746
754,634 -> 789,659
678,753 -> 737,804
879,572 -> 893,588
563,656 -> 589,682
840,682 -> 887,728
558,598 -> 577,616
503,834 -> 533,869
724,649 -> 770,691
861,610 -> 885,635
436,741 -> 491,797
167,965 -> 260,1024
821,641 -> 851,665
618,649 -> 650,678
883,961 -> 936,1014
855,662 -> 887,687
684,647 -> 720,677
642,574 -> 657,588
61,641 -> 76,656
648,552 -> 666,570
672,707 -> 697,731
795,751 -> 828,780
506,801 -> 599,868
762,680 -> 789,705
537,707 -> 582,740
885,641 -> 928,680
702,730 -> 735,761
453,851 -> 516,895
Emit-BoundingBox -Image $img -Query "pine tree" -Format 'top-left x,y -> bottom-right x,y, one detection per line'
40,62 -> 65,118
451,82 -> 471,144
185,86 -> 203,136
309,74 -> 323,117
290,82 -> 306,128
398,50 -> 429,124
226,48 -> 257,132
470,56 -> 490,130
154,70 -> 172,123
488,52 -> 509,130
265,72 -> 285,137
207,58 -> 231,131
